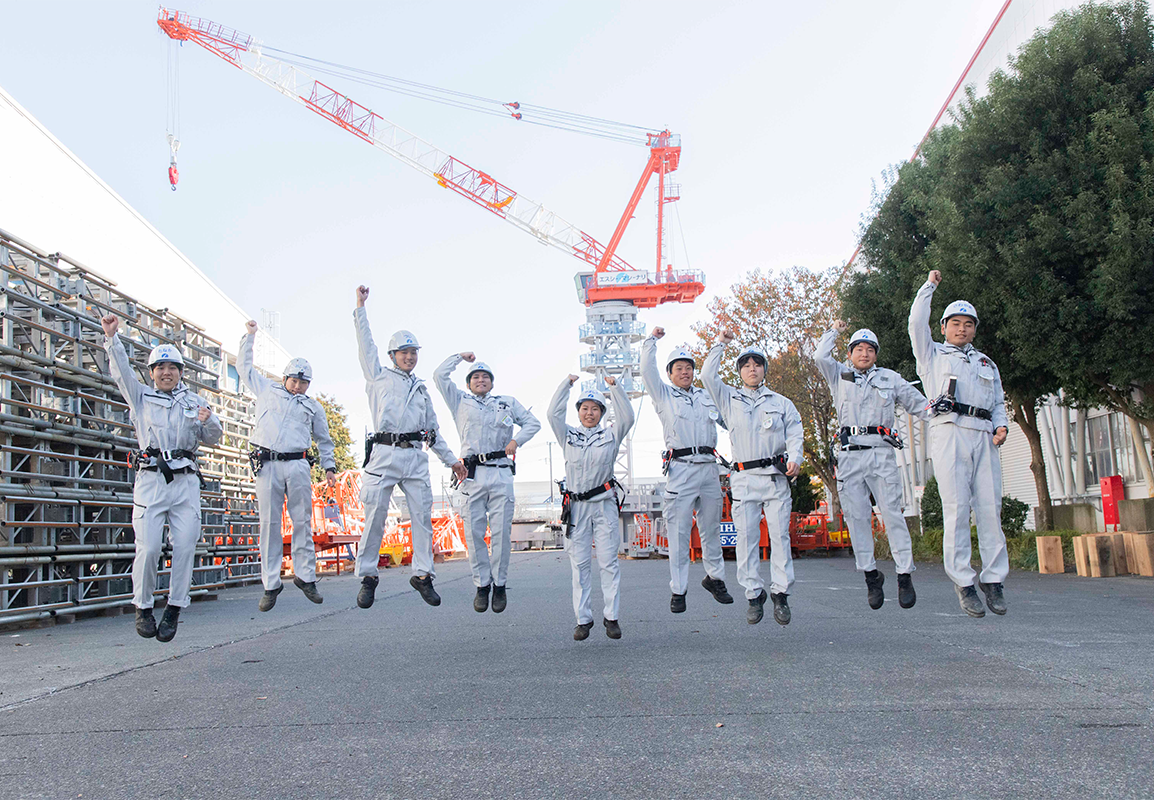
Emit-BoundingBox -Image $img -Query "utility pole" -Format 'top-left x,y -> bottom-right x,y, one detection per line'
547,441 -> 555,505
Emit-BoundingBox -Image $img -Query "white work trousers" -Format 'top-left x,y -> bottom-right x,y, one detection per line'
729,470 -> 793,598
131,470 -> 201,609
565,495 -> 621,624
357,448 -> 436,579
460,464 -> 515,588
663,461 -> 725,594
931,424 -> 1009,587
256,459 -> 316,590
837,447 -> 915,574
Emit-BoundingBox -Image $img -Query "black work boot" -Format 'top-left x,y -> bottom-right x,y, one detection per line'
156,605 -> 180,643
135,607 -> 157,638
978,581 -> 1007,616
864,569 -> 885,610
603,618 -> 622,639
573,622 -> 594,641
771,592 -> 791,626
670,593 -> 687,614
746,589 -> 768,625
955,583 -> 986,618
701,576 -> 735,604
356,576 -> 379,609
897,573 -> 916,609
474,584 -> 491,613
293,576 -> 323,604
258,584 -> 283,612
491,585 -> 507,613
409,574 -> 442,607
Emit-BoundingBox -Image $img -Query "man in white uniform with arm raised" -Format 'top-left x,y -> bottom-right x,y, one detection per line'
352,285 -> 466,610
434,351 -> 540,613
238,320 -> 338,612
909,270 -> 1010,618
640,326 -> 733,614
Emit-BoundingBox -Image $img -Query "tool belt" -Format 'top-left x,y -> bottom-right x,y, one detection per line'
661,446 -> 719,476
451,450 -> 515,489
133,447 -> 205,489
559,478 -> 625,538
363,430 -> 436,466
838,425 -> 903,449
249,447 -> 315,476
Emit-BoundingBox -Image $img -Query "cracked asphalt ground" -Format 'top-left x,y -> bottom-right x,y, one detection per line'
1,550 -> 1152,799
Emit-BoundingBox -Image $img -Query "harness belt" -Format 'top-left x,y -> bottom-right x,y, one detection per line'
661,446 -> 719,475
932,398 -> 993,420
363,430 -> 437,466
249,447 -> 315,477
134,447 -> 205,489
930,376 -> 993,421
838,425 -> 903,449
451,450 -> 516,488
559,478 -> 625,538
730,453 -> 788,474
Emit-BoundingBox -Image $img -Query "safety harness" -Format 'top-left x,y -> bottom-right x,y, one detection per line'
363,430 -> 437,466
559,478 -> 625,538
133,447 -> 206,489
730,453 -> 788,474
451,450 -> 516,489
930,376 -> 993,421
661,446 -> 720,476
248,447 -> 316,477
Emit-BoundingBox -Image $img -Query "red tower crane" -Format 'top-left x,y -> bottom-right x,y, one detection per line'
157,8 -> 704,310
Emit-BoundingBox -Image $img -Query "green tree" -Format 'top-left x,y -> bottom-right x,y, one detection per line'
920,476 -> 943,530
309,392 -> 356,483
691,266 -> 842,514
791,466 -> 820,515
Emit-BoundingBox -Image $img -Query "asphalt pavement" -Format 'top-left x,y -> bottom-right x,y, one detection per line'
1,550 -> 1152,799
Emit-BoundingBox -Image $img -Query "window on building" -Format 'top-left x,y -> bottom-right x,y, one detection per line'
1109,413 -> 1137,482
1086,415 -> 1112,484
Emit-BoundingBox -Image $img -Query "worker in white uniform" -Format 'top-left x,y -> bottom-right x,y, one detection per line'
703,331 -> 803,626
101,314 -> 223,643
352,286 -> 466,609
640,327 -> 733,613
434,352 -> 540,613
909,270 -> 1010,618
816,320 -> 930,610
549,374 -> 635,641
238,320 -> 338,612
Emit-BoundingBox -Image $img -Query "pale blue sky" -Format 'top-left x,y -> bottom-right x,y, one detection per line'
1,0 -> 1014,485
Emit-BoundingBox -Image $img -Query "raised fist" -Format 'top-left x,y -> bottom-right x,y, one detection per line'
460,352 -> 476,363
604,376 -> 617,387
567,374 -> 580,386
356,285 -> 370,307
833,319 -> 848,333
652,327 -> 665,340
720,330 -> 736,345
245,320 -> 258,335
928,270 -> 942,286
100,315 -> 119,337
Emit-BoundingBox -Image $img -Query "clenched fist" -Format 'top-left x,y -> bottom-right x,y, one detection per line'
833,319 -> 848,333
652,326 -> 665,339
460,352 -> 476,363
245,320 -> 258,335
356,285 -> 370,307
928,270 -> 942,286
101,315 -> 119,337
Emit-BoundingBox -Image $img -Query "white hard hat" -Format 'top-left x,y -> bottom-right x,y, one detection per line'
665,344 -> 696,372
387,330 -> 421,353
848,328 -> 880,353
735,345 -> 767,369
283,358 -> 313,382
574,389 -> 606,413
941,300 -> 979,325
466,361 -> 494,382
147,344 -> 184,368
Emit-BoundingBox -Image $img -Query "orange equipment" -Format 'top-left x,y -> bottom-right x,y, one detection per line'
277,469 -> 467,576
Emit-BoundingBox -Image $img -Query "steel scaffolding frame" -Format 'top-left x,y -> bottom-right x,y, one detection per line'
0,228 -> 263,626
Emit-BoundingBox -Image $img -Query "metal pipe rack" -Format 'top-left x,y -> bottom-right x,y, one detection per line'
0,228 -> 264,625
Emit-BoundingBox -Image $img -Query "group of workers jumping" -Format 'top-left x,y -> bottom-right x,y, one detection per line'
102,268 -> 1010,643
